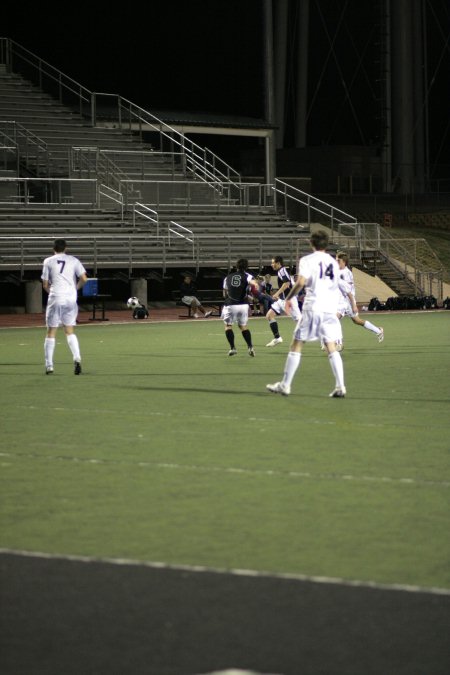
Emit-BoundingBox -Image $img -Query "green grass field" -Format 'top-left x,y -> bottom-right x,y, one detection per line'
1,312 -> 449,590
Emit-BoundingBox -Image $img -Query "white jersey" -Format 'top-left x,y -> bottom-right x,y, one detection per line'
339,266 -> 355,297
41,253 -> 86,302
299,250 -> 349,314
337,265 -> 356,316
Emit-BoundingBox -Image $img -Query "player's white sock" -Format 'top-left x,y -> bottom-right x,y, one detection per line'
44,337 -> 55,367
328,351 -> 345,389
283,351 -> 301,387
363,320 -> 381,335
66,334 -> 81,362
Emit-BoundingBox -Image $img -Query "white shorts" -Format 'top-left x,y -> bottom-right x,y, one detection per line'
293,308 -> 342,343
46,296 -> 79,328
271,296 -> 301,321
221,304 -> 249,327
337,299 -> 357,319
182,295 -> 201,307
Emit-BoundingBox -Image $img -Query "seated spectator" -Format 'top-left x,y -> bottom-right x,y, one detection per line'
180,272 -> 212,318
250,274 -> 275,315
259,273 -> 275,314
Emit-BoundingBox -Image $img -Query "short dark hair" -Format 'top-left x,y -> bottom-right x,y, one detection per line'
236,258 -> 249,272
53,239 -> 67,253
272,255 -> 283,265
337,251 -> 349,265
310,230 -> 329,251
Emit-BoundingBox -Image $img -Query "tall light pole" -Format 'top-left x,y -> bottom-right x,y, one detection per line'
294,0 -> 309,148
263,0 -> 276,189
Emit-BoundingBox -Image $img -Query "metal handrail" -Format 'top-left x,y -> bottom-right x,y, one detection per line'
273,179 -> 357,230
0,232 -> 306,278
118,179 -> 279,211
168,221 -> 194,243
99,149 -> 183,180
133,202 -> 159,234
92,93 -> 241,187
329,219 -> 444,297
0,176 -> 98,205
0,38 -> 241,187
0,38 -> 91,115
98,183 -> 124,218
0,120 -> 49,174
0,120 -> 47,149
372,237 -> 443,296
168,220 -> 195,258
71,148 -> 127,187
0,129 -> 18,173
1,38 -> 442,291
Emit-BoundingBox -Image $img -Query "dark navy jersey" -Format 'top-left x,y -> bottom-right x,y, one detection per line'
223,271 -> 252,305
277,266 -> 293,299
180,281 -> 197,296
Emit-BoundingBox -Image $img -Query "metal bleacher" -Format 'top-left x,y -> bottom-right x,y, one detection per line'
0,38 -> 444,300
0,38 -> 319,281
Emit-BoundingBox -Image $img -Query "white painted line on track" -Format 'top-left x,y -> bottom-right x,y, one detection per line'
0,547 -> 449,596
1,450 -> 448,488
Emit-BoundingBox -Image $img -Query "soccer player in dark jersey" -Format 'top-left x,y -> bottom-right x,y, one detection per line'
222,258 -> 259,356
266,256 -> 301,346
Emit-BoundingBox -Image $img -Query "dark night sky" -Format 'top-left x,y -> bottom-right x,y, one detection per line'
8,2 -> 264,117
5,0 -> 450,176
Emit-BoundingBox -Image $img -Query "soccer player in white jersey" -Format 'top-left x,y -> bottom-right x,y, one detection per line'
41,239 -> 88,375
335,252 -> 384,346
266,230 -> 357,398
265,256 -> 301,347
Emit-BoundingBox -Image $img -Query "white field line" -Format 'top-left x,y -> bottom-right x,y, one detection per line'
0,318 -> 190,330
0,547 -> 449,597
1,450 -> 448,488
14,402 -> 450,432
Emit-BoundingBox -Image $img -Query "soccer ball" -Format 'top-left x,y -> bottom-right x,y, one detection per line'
127,296 -> 140,309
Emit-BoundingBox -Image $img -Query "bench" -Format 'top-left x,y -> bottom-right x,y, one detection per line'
82,294 -> 111,321
172,288 -> 225,317
80,279 -> 111,321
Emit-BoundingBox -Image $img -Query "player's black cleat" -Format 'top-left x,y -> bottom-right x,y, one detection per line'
329,387 -> 346,398
74,361 -> 82,375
